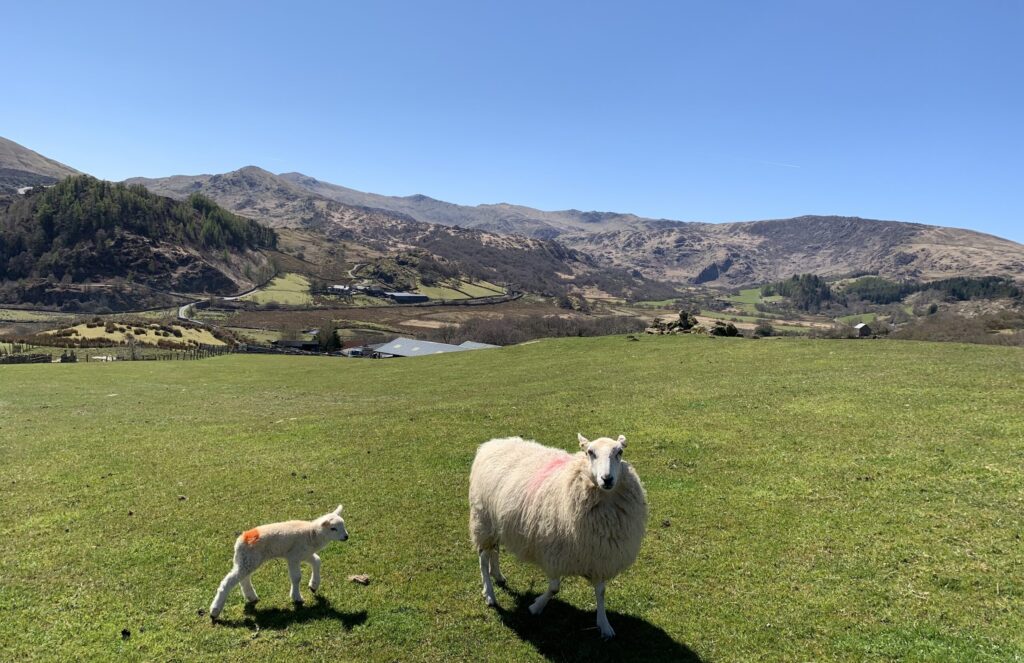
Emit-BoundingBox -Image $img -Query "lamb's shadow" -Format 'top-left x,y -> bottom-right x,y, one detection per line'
494,586 -> 704,662
216,595 -> 367,632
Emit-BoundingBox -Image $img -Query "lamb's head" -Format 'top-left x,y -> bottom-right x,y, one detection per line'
578,433 -> 628,491
317,505 -> 349,542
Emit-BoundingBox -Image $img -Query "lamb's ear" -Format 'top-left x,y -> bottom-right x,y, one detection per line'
333,504 -> 343,515
578,433 -> 589,450
617,435 -> 627,448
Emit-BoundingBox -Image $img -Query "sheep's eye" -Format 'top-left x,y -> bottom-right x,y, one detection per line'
330,527 -> 337,531
587,450 -> 596,459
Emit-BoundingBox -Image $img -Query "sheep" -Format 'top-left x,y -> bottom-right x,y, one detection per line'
469,434 -> 647,639
208,505 -> 349,621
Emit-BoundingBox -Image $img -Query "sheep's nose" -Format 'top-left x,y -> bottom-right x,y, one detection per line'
341,534 -> 349,541
601,475 -> 614,488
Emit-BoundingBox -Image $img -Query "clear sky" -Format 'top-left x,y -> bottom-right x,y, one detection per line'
3,1 -> 1022,242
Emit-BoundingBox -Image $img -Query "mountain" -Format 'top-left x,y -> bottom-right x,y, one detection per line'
0,175 -> 276,310
274,173 -> 1024,286
127,168 -> 677,300
0,136 -> 80,193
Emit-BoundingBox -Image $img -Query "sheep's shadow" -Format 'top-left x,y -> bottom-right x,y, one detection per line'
493,585 -> 704,662
214,595 -> 367,632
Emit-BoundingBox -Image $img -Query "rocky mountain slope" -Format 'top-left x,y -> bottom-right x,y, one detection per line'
0,136 -> 80,193
275,172 -> 1024,286
127,167 -> 675,300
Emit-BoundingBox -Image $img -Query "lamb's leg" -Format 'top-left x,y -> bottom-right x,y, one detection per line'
209,565 -> 243,620
308,553 -> 322,593
488,547 -> 507,586
479,549 -> 497,607
288,559 -> 304,605
240,575 -> 259,605
595,581 -> 615,639
528,577 -> 560,615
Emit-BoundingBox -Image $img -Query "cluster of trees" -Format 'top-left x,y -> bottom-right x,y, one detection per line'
843,275 -> 1021,305
0,176 -> 277,283
761,274 -> 1021,313
761,274 -> 835,312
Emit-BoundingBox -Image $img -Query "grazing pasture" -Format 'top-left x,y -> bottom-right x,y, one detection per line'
1,336 -> 1022,661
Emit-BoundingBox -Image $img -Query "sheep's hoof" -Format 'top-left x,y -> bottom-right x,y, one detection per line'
245,598 -> 259,606
483,594 -> 497,607
308,585 -> 318,594
528,603 -> 544,616
599,627 -> 616,640
493,574 -> 508,587
292,599 -> 304,608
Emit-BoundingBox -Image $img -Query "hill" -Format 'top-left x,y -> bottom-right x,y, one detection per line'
2,337 -> 1022,660
0,175 -> 276,310
128,167 -> 678,301
0,136 -> 80,193
274,172 -> 1024,286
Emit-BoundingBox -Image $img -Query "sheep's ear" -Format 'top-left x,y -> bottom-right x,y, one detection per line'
334,504 -> 343,515
617,435 -> 627,448
578,433 -> 589,450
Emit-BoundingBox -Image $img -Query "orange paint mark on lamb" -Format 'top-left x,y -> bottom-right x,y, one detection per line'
242,528 -> 261,545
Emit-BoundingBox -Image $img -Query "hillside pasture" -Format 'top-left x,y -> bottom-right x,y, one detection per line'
2,337 -> 1022,661
42,322 -> 226,347
239,273 -> 313,306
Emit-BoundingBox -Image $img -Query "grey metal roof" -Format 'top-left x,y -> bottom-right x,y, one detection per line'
458,341 -> 499,350
374,337 -> 469,357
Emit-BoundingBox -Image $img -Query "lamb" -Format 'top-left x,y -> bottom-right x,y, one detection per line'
469,434 -> 647,639
209,505 -> 349,621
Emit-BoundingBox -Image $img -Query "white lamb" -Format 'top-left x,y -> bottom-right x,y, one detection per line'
469,434 -> 648,639
209,505 -> 349,621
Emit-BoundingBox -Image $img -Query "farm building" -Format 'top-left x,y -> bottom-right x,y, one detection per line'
854,322 -> 872,337
386,291 -> 430,304
372,337 -> 497,358
272,339 -> 320,352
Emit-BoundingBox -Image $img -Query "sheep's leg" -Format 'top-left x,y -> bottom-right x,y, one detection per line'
240,575 -> 259,604
488,547 -> 507,586
209,565 -> 243,620
288,559 -> 304,605
479,549 -> 497,607
595,581 -> 615,639
308,554 -> 321,593
528,577 -> 560,615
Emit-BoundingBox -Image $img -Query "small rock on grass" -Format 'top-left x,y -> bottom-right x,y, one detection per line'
348,574 -> 371,585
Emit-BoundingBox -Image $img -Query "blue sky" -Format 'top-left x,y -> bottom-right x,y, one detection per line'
4,1 -> 1022,242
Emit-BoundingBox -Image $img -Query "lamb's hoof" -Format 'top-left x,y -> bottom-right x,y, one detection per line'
483,594 -> 497,607
493,575 -> 508,587
245,598 -> 259,606
599,627 -> 616,640
292,599 -> 304,608
528,602 -> 545,616
308,585 -> 318,594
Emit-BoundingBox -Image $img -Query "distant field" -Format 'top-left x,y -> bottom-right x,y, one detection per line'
837,313 -> 878,325
0,308 -> 72,323
240,273 -> 313,306
723,288 -> 784,314
42,323 -> 225,347
417,279 -> 506,301
2,337 -> 1022,661
417,283 -> 470,300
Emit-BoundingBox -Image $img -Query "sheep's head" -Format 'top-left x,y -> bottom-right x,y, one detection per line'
578,433 -> 627,491
318,504 -> 349,542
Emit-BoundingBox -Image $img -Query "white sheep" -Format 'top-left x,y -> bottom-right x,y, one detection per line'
469,434 -> 647,639
209,505 -> 349,621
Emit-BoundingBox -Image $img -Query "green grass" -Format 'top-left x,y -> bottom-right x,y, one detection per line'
417,283 -> 471,300
456,280 -> 506,298
0,308 -> 73,323
723,288 -> 784,314
1,337 -> 1023,661
837,313 -> 878,325
240,274 -> 313,306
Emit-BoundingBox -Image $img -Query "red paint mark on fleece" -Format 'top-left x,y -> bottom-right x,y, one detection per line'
242,528 -> 261,545
527,454 -> 571,495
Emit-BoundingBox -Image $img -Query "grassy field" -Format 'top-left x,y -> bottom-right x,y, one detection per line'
1,337 -> 1022,661
43,323 -> 226,347
837,313 -> 878,325
722,288 -> 784,314
241,274 -> 313,306
0,308 -> 74,323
